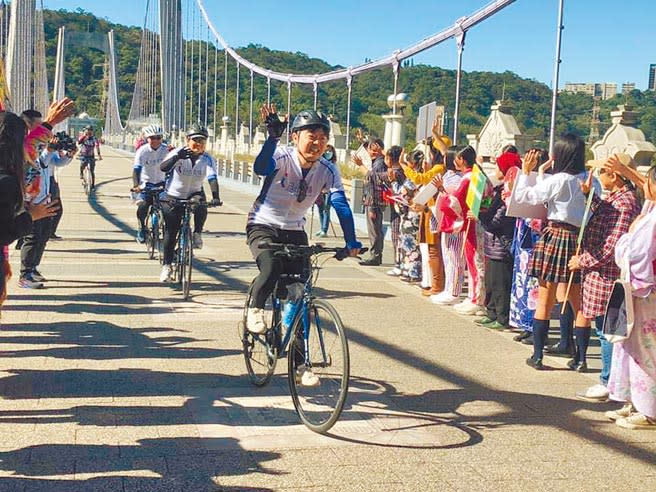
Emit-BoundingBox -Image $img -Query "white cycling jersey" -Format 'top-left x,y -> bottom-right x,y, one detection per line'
164,147 -> 218,199
133,143 -> 169,186
247,146 -> 344,230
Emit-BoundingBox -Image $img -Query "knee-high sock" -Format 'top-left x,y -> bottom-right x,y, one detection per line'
575,327 -> 591,364
557,302 -> 574,350
532,319 -> 550,360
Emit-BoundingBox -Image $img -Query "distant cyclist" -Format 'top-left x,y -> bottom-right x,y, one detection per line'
245,105 -> 362,334
78,125 -> 102,190
158,123 -> 222,282
131,125 -> 169,244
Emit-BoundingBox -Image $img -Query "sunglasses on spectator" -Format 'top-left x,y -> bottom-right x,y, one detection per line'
191,137 -> 207,143
149,136 -> 163,140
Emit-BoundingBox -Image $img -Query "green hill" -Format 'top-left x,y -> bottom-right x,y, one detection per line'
43,9 -> 656,150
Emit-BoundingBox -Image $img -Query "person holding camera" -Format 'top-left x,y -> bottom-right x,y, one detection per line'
19,135 -> 74,288
158,124 -> 222,283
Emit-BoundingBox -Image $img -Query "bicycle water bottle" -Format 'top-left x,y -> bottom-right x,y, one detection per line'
282,282 -> 304,328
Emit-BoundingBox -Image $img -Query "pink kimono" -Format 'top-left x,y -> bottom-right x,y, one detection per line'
608,203 -> 656,418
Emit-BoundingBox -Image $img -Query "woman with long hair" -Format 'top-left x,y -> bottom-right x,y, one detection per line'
0,112 -> 59,310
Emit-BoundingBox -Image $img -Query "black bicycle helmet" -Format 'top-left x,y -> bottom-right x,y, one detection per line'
290,110 -> 330,134
186,123 -> 209,139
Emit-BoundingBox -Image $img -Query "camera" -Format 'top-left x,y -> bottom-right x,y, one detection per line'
50,131 -> 77,152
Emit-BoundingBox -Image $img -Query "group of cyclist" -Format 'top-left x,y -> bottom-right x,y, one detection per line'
129,106 -> 361,332
130,123 -> 222,283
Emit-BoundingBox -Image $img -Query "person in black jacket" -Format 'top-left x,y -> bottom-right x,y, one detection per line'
470,152 -> 521,329
0,112 -> 60,302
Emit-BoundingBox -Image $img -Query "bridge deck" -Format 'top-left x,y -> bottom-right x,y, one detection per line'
1,148 -> 654,491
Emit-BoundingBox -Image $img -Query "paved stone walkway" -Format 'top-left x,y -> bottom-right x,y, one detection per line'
2,148 -> 654,491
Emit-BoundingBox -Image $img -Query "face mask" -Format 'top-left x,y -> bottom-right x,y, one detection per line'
323,150 -> 334,161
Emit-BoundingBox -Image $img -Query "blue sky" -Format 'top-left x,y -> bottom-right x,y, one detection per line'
45,0 -> 656,89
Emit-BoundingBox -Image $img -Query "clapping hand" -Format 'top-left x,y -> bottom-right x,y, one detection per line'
521,149 -> 540,175
580,169 -> 593,195
45,98 -> 76,127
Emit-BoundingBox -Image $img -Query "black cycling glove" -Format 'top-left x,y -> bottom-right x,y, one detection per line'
177,147 -> 193,160
264,112 -> 287,139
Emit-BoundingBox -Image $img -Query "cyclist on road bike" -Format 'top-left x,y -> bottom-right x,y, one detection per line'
131,125 -> 169,244
246,104 -> 362,334
158,123 -> 222,282
78,125 -> 102,190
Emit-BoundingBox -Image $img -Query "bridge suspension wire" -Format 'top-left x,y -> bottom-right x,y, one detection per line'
33,1 -> 49,115
249,69 -> 254,147
235,61 -> 240,136
204,22 -> 210,126
222,49 -> 227,118
285,79 -> 291,145
183,0 -> 190,129
345,74 -> 352,151
212,40 -> 218,135
266,76 -> 270,106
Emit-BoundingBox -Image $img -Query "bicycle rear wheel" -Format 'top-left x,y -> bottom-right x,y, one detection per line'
288,299 -> 350,433
241,281 -> 279,386
181,226 -> 193,300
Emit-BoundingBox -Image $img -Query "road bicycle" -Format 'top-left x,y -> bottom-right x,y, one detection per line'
169,196 -> 217,300
241,242 -> 366,433
80,156 -> 94,195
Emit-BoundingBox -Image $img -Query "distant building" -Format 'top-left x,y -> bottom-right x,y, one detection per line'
562,82 -> 617,100
622,82 -> 636,95
649,64 -> 656,91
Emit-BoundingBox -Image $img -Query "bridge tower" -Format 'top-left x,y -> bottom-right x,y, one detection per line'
159,0 -> 184,133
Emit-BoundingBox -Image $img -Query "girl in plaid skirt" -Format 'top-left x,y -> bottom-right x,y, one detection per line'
513,133 -> 592,370
568,155 -> 640,380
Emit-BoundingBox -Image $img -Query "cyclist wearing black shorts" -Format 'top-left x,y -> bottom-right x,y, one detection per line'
131,124 -> 169,244
78,126 -> 102,189
158,124 -> 222,282
246,105 -> 362,334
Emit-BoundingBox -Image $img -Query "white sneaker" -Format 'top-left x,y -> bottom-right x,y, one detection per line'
247,307 -> 268,334
160,264 -> 172,283
576,384 -> 609,402
295,366 -> 320,387
387,267 -> 402,276
605,403 -> 633,421
193,232 -> 203,249
454,300 -> 486,316
616,413 -> 656,430
431,292 -> 458,305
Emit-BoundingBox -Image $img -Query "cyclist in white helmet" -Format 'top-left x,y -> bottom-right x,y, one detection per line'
131,125 -> 169,244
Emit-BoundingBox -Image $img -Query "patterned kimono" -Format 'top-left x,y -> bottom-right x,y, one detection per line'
509,218 -> 541,331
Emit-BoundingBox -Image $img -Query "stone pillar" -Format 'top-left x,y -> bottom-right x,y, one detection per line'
383,113 -> 405,149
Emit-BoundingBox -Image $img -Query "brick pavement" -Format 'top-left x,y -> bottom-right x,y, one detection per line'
1,148 -> 654,491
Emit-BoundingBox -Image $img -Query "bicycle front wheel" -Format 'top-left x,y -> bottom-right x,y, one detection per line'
181,227 -> 193,300
146,213 -> 156,259
156,211 -> 165,264
241,281 -> 279,386
288,299 -> 350,434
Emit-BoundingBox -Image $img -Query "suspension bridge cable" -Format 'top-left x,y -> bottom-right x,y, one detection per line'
266,76 -> 271,106
204,23 -> 210,126
235,61 -> 240,137
213,40 -> 218,136
249,68 -> 254,147
223,49 -> 227,118
195,0 -> 516,84
196,6 -> 202,123
285,78 -> 291,145
183,0 -> 190,130
345,73 -> 352,151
